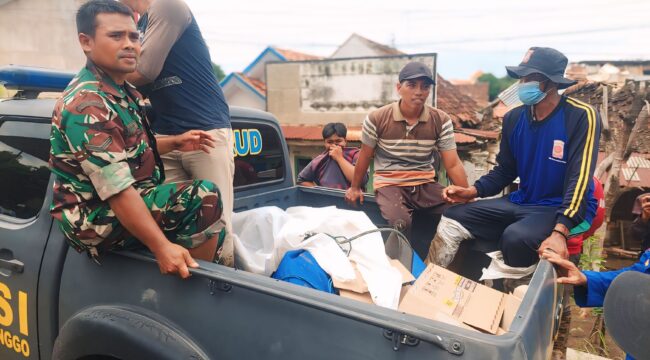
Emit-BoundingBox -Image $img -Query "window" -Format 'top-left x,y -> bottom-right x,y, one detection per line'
294,156 -> 312,182
0,120 -> 51,219
233,122 -> 285,189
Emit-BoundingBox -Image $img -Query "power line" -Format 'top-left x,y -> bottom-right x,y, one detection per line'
203,23 -> 650,49
400,24 -> 650,47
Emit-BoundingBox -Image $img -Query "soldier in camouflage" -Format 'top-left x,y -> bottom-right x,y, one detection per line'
49,0 -> 224,278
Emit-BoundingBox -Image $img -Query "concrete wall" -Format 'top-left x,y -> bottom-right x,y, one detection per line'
267,54 -> 436,126
0,0 -> 86,71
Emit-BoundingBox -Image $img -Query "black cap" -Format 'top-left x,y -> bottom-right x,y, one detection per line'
506,47 -> 576,89
603,270 -> 650,360
399,62 -> 435,85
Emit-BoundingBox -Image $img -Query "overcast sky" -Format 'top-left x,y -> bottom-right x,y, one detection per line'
184,0 -> 650,80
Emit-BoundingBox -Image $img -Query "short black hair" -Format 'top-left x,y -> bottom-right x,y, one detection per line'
76,0 -> 133,36
322,122 -> 347,139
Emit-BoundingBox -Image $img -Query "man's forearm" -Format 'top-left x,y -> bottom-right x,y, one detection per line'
155,136 -> 178,155
126,71 -> 152,87
107,187 -> 169,253
335,157 -> 356,183
351,146 -> 373,188
447,162 -> 469,187
297,181 -> 316,187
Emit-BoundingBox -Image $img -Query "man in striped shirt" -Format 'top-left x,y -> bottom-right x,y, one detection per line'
345,62 -> 469,253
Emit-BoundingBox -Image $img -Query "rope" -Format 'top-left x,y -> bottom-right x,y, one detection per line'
302,227 -> 414,257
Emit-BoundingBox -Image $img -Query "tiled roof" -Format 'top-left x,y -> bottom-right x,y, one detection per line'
493,102 -> 509,119
281,125 -> 477,144
436,75 -> 481,128
456,128 -> 499,140
237,73 -> 267,95
273,47 -> 322,61
452,82 -> 490,107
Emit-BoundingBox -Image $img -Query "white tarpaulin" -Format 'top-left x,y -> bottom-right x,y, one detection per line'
232,206 -> 403,309
479,251 -> 537,281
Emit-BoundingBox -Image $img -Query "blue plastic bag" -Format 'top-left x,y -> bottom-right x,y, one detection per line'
272,250 -> 336,294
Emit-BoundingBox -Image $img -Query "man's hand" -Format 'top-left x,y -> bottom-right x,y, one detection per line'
174,130 -> 215,153
345,186 -> 364,206
641,195 -> 650,222
328,145 -> 343,162
541,250 -> 587,286
442,185 -> 478,204
151,242 -> 199,279
538,230 -> 569,260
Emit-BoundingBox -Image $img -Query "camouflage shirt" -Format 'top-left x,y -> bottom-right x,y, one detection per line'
49,62 -> 162,250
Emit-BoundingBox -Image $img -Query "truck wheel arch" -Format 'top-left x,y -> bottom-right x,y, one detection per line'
52,305 -> 209,360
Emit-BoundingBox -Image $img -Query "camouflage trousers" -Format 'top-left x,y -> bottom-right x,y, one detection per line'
58,180 -> 224,257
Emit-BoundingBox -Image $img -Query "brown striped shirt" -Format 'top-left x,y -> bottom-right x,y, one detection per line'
361,101 -> 456,189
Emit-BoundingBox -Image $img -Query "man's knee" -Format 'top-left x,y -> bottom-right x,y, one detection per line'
442,204 -> 465,222
179,180 -> 223,232
389,216 -> 412,234
501,224 -> 543,267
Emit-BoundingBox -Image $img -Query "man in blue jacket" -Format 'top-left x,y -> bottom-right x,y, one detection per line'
543,249 -> 650,360
426,47 -> 601,268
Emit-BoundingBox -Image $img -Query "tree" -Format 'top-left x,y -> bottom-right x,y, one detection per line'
478,73 -> 516,101
212,62 -> 225,82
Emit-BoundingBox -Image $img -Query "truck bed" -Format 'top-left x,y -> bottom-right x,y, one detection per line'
49,186 -> 560,360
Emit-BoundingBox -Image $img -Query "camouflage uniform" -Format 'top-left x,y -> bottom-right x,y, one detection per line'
49,62 -> 224,260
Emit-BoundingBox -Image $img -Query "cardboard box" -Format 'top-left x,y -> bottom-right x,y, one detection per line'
500,293 -> 523,332
335,259 -> 415,304
398,264 -> 506,334
339,283 -> 412,306
334,259 -> 415,293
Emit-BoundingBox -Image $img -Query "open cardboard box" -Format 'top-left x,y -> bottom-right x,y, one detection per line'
334,259 -> 415,305
334,262 -> 525,335
398,264 -> 524,335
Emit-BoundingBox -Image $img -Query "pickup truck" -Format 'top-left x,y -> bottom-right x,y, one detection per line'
0,66 -> 561,359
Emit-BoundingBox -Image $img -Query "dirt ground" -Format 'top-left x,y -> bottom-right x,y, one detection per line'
566,255 -> 635,360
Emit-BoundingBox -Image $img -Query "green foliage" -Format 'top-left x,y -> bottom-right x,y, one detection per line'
211,62 -> 225,82
478,73 -> 517,101
579,236 -> 606,316
579,236 -> 605,271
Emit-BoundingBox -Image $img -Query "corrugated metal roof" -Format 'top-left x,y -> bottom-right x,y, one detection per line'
497,82 -> 522,109
627,156 -> 650,169
598,152 -> 650,188
622,168 -> 641,182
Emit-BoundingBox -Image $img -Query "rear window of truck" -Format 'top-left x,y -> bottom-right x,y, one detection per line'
232,121 -> 285,190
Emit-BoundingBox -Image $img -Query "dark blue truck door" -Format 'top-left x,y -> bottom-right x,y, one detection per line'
0,117 -> 53,359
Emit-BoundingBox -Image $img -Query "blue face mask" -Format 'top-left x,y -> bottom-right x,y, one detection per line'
518,81 -> 548,105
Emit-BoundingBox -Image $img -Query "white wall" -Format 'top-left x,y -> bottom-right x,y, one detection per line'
331,36 -> 382,59
245,50 -> 282,80
223,82 -> 266,110
267,55 -> 436,126
0,0 -> 86,71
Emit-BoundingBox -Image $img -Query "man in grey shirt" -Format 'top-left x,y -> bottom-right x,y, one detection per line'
120,0 -> 235,266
